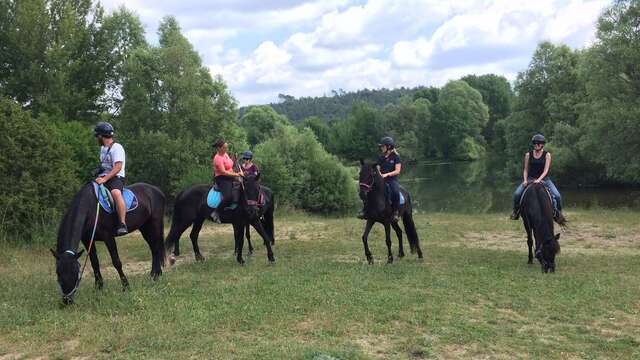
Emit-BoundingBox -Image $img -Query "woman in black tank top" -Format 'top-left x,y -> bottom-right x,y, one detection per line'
510,134 -> 565,223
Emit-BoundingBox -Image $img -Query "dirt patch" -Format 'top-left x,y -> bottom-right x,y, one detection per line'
354,334 -> 395,359
0,354 -> 25,360
447,221 -> 640,255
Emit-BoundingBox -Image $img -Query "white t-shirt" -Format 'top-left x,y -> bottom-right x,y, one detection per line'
99,143 -> 126,178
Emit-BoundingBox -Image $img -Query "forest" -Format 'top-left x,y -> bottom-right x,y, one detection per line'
1,0 -> 639,241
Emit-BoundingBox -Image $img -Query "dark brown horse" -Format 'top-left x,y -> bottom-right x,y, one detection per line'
165,173 -> 275,265
520,183 -> 561,272
51,182 -> 166,304
358,160 -> 423,264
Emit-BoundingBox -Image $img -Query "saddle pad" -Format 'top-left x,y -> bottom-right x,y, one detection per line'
207,188 -> 222,208
92,183 -> 138,214
399,192 -> 405,205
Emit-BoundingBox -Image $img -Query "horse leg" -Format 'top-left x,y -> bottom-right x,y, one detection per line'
83,238 -> 103,290
141,222 -> 164,280
245,224 -> 254,256
104,237 -> 129,290
391,221 -> 404,258
384,222 -> 393,264
252,221 -> 275,263
166,219 -> 192,259
189,218 -> 205,262
362,220 -> 374,264
524,220 -> 533,264
233,223 -> 245,265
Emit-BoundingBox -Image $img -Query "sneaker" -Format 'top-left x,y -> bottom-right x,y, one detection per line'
392,211 -> 400,222
554,210 -> 566,225
357,210 -> 366,220
210,210 -> 221,224
510,210 -> 520,220
116,223 -> 128,236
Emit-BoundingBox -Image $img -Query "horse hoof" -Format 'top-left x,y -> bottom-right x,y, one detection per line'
268,258 -> 276,265
195,254 -> 205,262
169,255 -> 177,265
398,252 -> 405,258
61,297 -> 74,305
387,257 -> 394,264
367,257 -> 374,265
95,281 -> 103,290
417,252 -> 424,259
248,250 -> 254,256
238,259 -> 245,266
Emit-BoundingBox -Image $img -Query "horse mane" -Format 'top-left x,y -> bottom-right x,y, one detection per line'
56,183 -> 94,253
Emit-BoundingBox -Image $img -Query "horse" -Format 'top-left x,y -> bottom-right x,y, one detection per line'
165,173 -> 275,265
520,183 -> 561,273
50,182 -> 166,304
358,160 -> 424,264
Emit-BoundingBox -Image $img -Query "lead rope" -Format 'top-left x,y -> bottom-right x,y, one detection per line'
64,200 -> 100,300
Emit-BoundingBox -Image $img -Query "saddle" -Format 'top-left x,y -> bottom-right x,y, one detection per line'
518,184 -> 552,209
92,183 -> 138,214
207,182 -> 265,209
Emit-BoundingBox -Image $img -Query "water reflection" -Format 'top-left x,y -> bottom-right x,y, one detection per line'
400,161 -> 640,213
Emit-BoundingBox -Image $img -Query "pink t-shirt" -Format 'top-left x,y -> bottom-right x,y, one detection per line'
213,153 -> 234,177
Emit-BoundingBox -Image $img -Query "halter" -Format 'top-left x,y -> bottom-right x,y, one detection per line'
60,200 -> 101,302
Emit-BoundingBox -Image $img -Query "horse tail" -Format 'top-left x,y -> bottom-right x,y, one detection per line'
263,191 -> 275,244
402,208 -> 419,254
164,190 -> 186,252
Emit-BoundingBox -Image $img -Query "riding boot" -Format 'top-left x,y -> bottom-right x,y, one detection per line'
357,209 -> 366,220
391,209 -> 400,223
116,223 -> 128,236
510,209 -> 520,220
210,210 -> 221,224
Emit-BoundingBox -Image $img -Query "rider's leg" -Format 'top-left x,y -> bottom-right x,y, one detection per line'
388,178 -> 400,221
511,182 -> 526,220
543,179 -> 562,211
111,189 -> 126,225
106,177 -> 128,235
211,176 -> 233,223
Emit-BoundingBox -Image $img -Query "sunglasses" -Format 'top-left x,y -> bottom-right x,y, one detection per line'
533,142 -> 544,145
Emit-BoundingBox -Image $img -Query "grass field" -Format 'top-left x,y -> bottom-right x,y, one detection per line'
1,209 -> 639,359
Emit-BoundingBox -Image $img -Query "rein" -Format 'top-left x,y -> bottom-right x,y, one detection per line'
62,199 -> 100,301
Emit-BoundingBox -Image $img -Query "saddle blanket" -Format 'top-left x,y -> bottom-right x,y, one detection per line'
92,182 -> 138,214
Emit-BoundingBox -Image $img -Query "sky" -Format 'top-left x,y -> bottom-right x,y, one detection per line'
99,0 -> 611,106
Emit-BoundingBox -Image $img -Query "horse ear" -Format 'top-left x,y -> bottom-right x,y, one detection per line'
359,158 -> 364,166
50,248 -> 59,259
75,250 -> 85,259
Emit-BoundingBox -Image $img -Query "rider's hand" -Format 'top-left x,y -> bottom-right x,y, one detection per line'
534,179 -> 542,184
95,177 -> 106,185
381,173 -> 387,178
522,180 -> 528,186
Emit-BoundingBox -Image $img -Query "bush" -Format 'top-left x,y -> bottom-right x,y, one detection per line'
0,99 -> 80,241
254,124 -> 358,213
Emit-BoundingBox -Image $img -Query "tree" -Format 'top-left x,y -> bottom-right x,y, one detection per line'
431,80 -> 489,159
461,74 -> 513,143
240,105 -> 289,146
578,0 -> 640,183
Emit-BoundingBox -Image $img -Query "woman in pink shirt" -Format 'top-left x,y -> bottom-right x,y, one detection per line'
211,139 -> 243,223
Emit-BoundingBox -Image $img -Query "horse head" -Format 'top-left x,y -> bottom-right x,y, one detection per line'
243,173 -> 262,219
50,248 -> 84,304
358,159 -> 382,200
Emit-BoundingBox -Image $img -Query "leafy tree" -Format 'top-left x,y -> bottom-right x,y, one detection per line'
431,80 -> 489,159
240,105 -> 289,146
461,74 -> 513,144
578,0 -> 640,183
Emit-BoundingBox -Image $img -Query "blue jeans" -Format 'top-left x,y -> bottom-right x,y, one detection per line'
386,177 -> 400,211
513,178 -> 562,211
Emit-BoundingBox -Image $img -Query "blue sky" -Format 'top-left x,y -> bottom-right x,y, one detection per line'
100,0 -> 610,105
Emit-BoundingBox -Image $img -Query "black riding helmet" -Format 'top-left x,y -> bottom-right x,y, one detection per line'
378,136 -> 395,148
94,122 -> 114,137
531,134 -> 546,145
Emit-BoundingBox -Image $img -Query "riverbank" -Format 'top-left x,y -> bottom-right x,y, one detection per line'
1,209 -> 639,359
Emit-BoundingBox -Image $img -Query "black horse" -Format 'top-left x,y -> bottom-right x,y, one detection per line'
358,160 -> 424,264
50,183 -> 166,304
165,173 -> 275,265
520,183 -> 561,272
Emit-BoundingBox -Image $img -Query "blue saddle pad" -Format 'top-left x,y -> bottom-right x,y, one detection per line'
399,192 -> 405,205
92,183 -> 138,214
207,188 -> 222,208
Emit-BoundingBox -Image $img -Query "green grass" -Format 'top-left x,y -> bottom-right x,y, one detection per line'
1,209 -> 639,359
